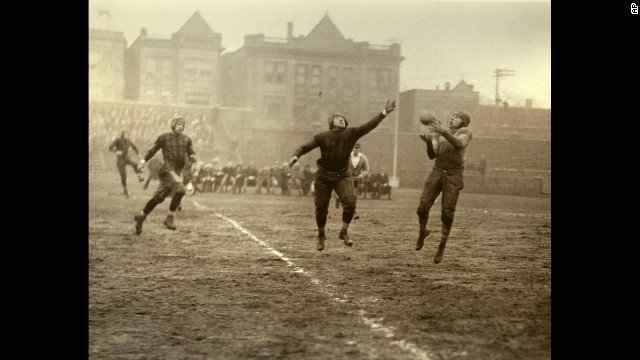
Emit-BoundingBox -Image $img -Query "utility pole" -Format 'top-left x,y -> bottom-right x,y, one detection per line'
494,68 -> 514,106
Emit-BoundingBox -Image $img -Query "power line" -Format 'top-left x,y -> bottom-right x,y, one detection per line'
410,71 -> 492,80
516,72 -> 550,79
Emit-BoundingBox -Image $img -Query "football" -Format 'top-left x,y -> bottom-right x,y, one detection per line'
419,111 -> 437,125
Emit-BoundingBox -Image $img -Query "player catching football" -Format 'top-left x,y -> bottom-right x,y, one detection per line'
416,110 -> 473,264
133,116 -> 197,234
287,100 -> 396,252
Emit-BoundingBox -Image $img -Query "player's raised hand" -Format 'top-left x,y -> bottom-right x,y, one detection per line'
288,155 -> 298,169
428,121 -> 445,135
385,100 -> 396,114
137,159 -> 146,172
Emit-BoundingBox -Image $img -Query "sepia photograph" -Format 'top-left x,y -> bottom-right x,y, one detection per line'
89,0 -> 551,358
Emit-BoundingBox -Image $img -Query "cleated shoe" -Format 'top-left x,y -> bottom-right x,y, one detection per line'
415,228 -> 430,251
434,241 -> 447,264
317,234 -> 326,252
339,230 -> 353,247
134,214 -> 145,235
163,215 -> 177,230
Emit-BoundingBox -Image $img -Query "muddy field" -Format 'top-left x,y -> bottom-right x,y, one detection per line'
89,171 -> 550,360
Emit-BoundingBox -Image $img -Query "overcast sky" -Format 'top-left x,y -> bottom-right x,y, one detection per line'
89,0 -> 551,109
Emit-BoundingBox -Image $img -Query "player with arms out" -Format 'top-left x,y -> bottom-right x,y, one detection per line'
133,116 -> 197,234
108,130 -> 145,197
288,100 -> 396,251
416,110 -> 473,264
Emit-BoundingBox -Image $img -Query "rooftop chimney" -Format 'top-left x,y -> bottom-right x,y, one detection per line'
287,22 -> 293,38
525,99 -> 533,108
140,28 -> 147,36
445,82 -> 450,91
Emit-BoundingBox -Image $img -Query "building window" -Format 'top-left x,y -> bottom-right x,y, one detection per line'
200,60 -> 214,79
276,62 -> 286,83
265,62 -> 274,82
296,65 -> 306,85
146,58 -> 157,75
328,66 -> 339,87
265,61 -> 287,84
183,59 -> 198,79
311,65 -> 321,86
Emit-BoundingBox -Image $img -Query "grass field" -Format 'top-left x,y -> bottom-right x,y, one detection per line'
89,170 -> 550,360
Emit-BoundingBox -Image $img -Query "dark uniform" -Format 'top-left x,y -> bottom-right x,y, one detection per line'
109,131 -> 144,195
290,101 -> 395,251
134,117 -> 197,234
142,132 -> 196,207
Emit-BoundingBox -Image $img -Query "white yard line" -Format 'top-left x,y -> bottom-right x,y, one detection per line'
193,200 -> 433,360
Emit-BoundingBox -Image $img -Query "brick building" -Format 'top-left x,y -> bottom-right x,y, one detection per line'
221,14 -> 403,130
398,80 -> 480,133
89,29 -> 127,101
124,11 -> 224,106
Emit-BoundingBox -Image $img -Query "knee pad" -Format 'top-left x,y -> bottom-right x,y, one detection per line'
340,196 -> 356,212
441,208 -> 455,226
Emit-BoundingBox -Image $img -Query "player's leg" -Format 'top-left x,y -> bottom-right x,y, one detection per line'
334,176 -> 357,247
117,159 -> 129,197
126,156 -> 144,182
416,170 -> 443,250
313,174 -> 333,251
143,174 -> 152,190
134,173 -> 173,234
164,171 -> 186,230
434,172 -> 464,263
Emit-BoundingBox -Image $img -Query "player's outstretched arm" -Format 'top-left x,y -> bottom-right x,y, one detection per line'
354,100 -> 396,137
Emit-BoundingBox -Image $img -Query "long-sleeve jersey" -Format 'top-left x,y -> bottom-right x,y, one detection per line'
143,132 -> 196,174
109,138 -> 138,157
292,112 -> 387,172
431,128 -> 473,170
